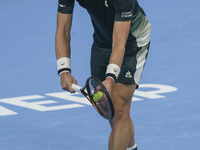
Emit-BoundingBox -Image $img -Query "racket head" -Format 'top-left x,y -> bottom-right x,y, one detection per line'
85,77 -> 115,120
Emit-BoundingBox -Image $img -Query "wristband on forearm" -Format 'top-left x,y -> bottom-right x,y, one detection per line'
105,64 -> 120,82
57,57 -> 71,75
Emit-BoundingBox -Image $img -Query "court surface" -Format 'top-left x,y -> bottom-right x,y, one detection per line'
0,0 -> 200,150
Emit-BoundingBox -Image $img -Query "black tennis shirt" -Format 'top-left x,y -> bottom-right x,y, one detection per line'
58,0 -> 151,50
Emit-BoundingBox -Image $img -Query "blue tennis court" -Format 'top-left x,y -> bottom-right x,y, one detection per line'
0,0 -> 200,150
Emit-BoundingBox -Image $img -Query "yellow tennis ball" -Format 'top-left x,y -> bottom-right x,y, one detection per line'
93,91 -> 103,102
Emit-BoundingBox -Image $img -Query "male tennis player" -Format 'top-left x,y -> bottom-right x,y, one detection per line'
55,0 -> 151,149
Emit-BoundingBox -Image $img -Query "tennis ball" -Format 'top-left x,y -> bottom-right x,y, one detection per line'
93,91 -> 104,102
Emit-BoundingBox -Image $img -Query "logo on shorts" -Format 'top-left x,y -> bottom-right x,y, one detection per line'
125,71 -> 132,78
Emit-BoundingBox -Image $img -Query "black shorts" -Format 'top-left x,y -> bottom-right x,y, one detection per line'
90,42 -> 150,88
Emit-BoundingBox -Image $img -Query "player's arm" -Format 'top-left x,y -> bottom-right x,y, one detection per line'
103,0 -> 133,92
55,12 -> 72,59
109,21 -> 131,68
55,10 -> 77,92
103,21 -> 131,93
56,0 -> 74,59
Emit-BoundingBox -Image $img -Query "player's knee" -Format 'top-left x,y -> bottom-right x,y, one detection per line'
111,83 -> 134,123
112,97 -> 130,123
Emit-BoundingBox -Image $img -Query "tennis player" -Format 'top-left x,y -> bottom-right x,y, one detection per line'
55,0 -> 151,149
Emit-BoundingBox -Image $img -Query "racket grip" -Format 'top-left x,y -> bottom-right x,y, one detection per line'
72,84 -> 82,93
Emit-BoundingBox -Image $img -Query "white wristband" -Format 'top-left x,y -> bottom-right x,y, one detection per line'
105,64 -> 120,82
57,57 -> 71,75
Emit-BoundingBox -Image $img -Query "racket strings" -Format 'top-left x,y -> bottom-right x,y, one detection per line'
88,78 -> 113,119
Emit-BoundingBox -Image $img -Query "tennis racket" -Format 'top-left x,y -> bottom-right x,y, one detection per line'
72,76 -> 114,120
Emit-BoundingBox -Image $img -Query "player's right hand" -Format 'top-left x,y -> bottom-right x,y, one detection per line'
60,72 -> 77,93
102,77 -> 114,97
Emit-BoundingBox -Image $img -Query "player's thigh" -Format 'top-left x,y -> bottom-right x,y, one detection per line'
111,83 -> 137,115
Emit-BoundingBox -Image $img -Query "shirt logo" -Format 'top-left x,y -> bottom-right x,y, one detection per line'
104,0 -> 108,7
59,4 -> 66,8
125,71 -> 132,78
121,10 -> 133,18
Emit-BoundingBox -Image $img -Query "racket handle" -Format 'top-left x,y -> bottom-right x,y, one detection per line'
72,84 -> 82,93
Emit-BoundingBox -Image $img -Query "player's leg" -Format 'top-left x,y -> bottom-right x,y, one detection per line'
108,83 -> 136,150
90,42 -> 150,150
108,43 -> 150,150
109,112 -> 135,149
127,118 -> 136,148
